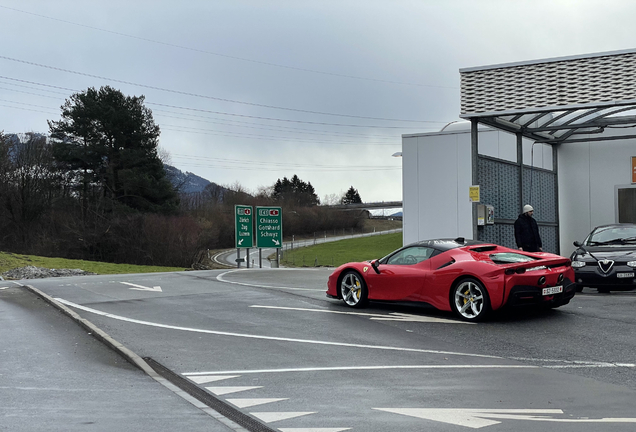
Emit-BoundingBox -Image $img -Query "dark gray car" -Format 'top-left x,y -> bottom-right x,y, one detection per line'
570,223 -> 636,293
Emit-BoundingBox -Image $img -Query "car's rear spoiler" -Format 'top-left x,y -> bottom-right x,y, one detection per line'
500,256 -> 571,275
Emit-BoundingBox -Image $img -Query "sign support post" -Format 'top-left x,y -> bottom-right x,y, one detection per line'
234,205 -> 254,268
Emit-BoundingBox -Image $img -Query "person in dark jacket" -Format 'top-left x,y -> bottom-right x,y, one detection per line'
514,204 -> 543,252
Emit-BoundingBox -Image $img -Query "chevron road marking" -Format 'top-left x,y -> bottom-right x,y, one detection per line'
226,398 -> 288,408
251,412 -> 314,423
205,386 -> 262,396
374,408 -> 636,428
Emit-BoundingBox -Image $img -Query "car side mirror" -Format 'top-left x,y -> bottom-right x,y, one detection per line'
573,241 -> 582,247
371,259 -> 381,274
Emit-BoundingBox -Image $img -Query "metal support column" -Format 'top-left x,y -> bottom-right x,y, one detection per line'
517,132 -> 524,213
553,144 -> 560,254
471,119 -> 479,240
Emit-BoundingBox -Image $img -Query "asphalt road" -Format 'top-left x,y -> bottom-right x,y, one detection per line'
9,269 -> 636,431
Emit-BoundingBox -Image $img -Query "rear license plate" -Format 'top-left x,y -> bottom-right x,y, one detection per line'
617,272 -> 635,278
542,286 -> 563,296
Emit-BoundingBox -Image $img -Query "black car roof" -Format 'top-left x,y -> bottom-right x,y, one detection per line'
591,223 -> 636,231
408,237 -> 486,252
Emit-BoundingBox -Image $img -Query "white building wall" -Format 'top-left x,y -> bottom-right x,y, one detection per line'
402,125 -> 539,246
558,128 -> 636,254
402,129 -> 472,245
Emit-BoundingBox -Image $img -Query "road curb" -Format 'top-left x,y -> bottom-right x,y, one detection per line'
21,284 -> 247,432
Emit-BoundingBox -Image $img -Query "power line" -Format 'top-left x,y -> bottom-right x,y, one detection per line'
0,55 -> 443,123
148,102 -> 441,129
161,125 -> 398,146
153,111 -> 399,141
171,153 -> 398,169
0,75 -> 445,130
0,4 -> 458,90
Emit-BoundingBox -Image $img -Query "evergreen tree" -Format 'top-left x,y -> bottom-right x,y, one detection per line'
341,186 -> 362,204
48,86 -> 178,214
271,174 -> 319,206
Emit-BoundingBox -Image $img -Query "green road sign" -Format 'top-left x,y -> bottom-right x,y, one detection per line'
235,205 -> 253,248
256,206 -> 283,248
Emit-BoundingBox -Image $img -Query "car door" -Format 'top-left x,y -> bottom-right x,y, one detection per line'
365,246 -> 434,301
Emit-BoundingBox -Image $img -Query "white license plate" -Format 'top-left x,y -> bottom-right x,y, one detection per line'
542,286 -> 563,296
617,272 -> 635,278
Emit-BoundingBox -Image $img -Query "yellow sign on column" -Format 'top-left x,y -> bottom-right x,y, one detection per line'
632,156 -> 636,183
469,185 -> 480,202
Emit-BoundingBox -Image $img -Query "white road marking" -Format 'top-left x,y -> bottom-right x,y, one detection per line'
183,364 -> 537,376
205,386 -> 262,396
251,412 -> 315,423
0,287 -> 8,290
279,429 -> 351,432
120,281 -> 162,292
54,298 -> 501,359
509,356 -> 636,368
217,270 -> 324,291
188,375 -> 239,384
226,398 -> 288,408
250,305 -> 469,324
375,408 -> 636,428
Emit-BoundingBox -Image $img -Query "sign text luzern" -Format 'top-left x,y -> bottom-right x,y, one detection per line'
256,206 -> 283,248
234,205 -> 254,248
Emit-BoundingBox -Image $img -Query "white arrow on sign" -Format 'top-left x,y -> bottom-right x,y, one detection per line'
272,239 -> 280,246
238,239 -> 244,246
120,282 -> 162,292
374,408 -> 636,428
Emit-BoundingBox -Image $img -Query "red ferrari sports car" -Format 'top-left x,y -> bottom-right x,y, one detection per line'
326,238 -> 576,321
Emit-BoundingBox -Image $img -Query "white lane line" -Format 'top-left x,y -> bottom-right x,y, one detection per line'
205,386 -> 262,396
250,305 -> 469,324
182,364 -> 537,376
509,357 -> 636,368
55,298 -> 499,359
227,398 -> 288,408
251,412 -> 315,423
216,270 -> 324,292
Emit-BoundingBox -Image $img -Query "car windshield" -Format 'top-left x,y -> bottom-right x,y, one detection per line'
586,226 -> 636,245
489,253 -> 537,265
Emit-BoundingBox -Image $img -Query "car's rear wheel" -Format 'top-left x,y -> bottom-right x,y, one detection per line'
451,278 -> 490,322
340,271 -> 368,308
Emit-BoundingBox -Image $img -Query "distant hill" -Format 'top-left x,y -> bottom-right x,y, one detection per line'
164,165 -> 222,194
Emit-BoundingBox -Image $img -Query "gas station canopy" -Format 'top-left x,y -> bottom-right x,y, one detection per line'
459,49 -> 636,144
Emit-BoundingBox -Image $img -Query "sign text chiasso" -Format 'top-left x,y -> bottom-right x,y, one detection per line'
256,206 -> 283,248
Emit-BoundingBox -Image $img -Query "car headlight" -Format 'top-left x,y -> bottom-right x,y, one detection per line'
571,260 -> 586,268
627,261 -> 636,268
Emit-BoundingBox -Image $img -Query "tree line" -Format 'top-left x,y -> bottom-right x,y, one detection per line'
0,86 -> 365,267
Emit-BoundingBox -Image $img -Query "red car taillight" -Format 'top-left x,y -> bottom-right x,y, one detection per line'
505,268 -> 526,275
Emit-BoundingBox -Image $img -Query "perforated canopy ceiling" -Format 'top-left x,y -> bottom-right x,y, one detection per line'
459,49 -> 636,144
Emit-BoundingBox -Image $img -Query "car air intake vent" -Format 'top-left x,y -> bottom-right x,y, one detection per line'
470,246 -> 497,252
437,258 -> 456,269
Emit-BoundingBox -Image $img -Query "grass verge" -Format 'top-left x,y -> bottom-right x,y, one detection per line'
0,251 -> 187,276
280,232 -> 402,268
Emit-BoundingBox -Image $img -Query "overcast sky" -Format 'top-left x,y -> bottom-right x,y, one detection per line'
2,1 -> 636,203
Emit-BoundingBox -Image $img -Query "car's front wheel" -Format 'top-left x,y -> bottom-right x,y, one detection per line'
451,278 -> 490,322
339,270 -> 368,308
